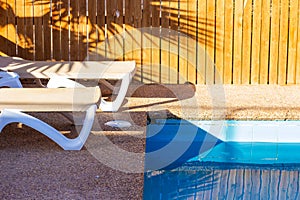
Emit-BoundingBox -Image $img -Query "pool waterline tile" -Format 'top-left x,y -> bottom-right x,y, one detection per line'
146,119 -> 300,166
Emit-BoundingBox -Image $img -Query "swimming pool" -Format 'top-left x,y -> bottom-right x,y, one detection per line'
143,119 -> 300,199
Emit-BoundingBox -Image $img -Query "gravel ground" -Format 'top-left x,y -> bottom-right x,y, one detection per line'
0,112 -> 146,199
1,83 -> 300,199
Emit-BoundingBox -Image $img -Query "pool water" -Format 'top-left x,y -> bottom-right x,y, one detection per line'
144,162 -> 300,199
144,119 -> 300,199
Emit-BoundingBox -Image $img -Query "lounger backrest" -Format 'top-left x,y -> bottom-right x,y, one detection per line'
0,87 -> 101,112
0,57 -> 135,79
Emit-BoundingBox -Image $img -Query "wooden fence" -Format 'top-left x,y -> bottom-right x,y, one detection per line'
0,0 -> 299,84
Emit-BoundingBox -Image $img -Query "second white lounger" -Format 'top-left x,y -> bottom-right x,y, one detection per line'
0,56 -> 136,111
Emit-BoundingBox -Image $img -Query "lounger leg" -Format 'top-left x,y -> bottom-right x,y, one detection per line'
48,75 -> 131,112
99,73 -> 131,112
0,105 -> 97,150
47,76 -> 84,88
47,77 -> 86,125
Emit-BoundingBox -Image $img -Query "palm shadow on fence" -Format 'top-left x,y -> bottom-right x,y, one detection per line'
0,0 -> 219,83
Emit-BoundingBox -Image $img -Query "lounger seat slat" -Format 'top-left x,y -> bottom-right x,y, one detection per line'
0,87 -> 101,112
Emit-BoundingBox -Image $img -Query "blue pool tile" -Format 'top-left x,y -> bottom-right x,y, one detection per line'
277,143 -> 300,162
250,143 -> 278,164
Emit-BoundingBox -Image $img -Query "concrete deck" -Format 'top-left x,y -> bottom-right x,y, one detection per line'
125,84 -> 300,120
1,83 -> 300,199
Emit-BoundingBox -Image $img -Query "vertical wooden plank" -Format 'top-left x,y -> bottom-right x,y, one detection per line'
233,169 -> 245,198
167,1 -> 179,84
16,0 -> 26,58
233,0 -> 243,84
116,0 -> 124,60
259,0 -> 271,84
96,0 -> 105,41
125,0 -> 133,61
223,0 -> 233,84
151,0 -> 161,83
205,0 -> 215,84
250,170 -> 261,199
251,0 -> 261,84
160,0 -> 171,83
278,171 -> 288,199
212,169 -> 221,198
243,169 -> 252,199
60,0 -> 70,61
215,0 -> 224,84
202,169 -> 214,199
141,0 -> 152,83
217,169 -> 229,199
278,0 -> 289,85
95,0 -> 105,58
78,0 -> 87,60
6,0 -> 17,57
52,0 -> 61,61
297,0 -> 300,84
0,0 -> 8,56
269,0 -> 280,84
88,0 -> 97,58
267,170 -> 277,199
196,0 -> 207,84
105,0 -> 123,61
287,0 -> 299,84
131,0 -> 142,73
241,0 -> 252,84
261,170 -> 271,197
70,0 -> 79,60
184,0 -> 197,84
287,171 -> 299,199
34,0 -> 44,60
179,0 -> 188,84
43,1 -> 51,60
25,0 -> 34,60
226,169 -> 236,199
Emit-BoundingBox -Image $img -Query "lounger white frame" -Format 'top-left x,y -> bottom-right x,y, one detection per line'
0,87 -> 101,150
0,71 -> 22,88
0,56 -> 136,112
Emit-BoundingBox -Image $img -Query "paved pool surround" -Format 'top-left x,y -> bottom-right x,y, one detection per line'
2,83 -> 300,199
125,84 -> 300,120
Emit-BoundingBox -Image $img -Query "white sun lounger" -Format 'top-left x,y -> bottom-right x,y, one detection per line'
0,56 -> 136,111
0,87 -> 101,150
0,71 -> 22,88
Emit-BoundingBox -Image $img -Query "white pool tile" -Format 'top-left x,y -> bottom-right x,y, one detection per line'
225,125 -> 253,142
252,125 -> 278,142
277,125 -> 300,142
